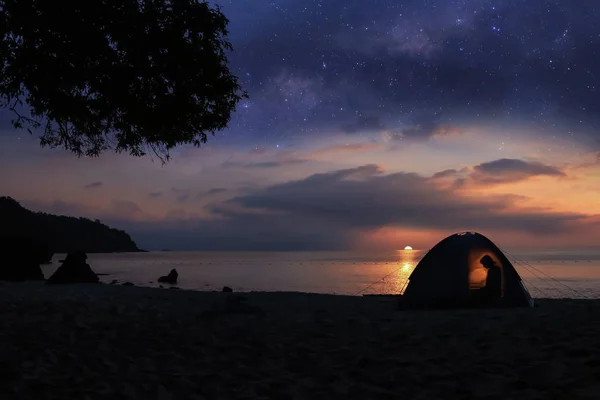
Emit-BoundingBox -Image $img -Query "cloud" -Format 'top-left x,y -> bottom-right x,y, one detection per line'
222,158 -> 308,169
27,161 -> 594,251
192,187 -> 230,202
432,169 -> 459,179
395,118 -> 463,142
471,159 -> 566,184
431,159 -> 566,187
215,164 -> 581,233
103,164 -> 591,251
206,188 -> 228,195
149,192 -> 162,198
84,181 -> 103,189
340,113 -> 463,143
171,187 -> 191,202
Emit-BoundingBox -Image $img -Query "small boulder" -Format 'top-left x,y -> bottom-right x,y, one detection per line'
222,286 -> 233,293
158,269 -> 178,284
47,251 -> 99,284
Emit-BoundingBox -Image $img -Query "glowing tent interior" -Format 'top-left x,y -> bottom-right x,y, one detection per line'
401,232 -> 534,308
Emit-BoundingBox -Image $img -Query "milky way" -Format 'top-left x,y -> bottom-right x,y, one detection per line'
217,0 -> 599,149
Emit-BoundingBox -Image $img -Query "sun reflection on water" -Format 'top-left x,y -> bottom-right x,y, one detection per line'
398,249 -> 420,290
359,249 -> 422,295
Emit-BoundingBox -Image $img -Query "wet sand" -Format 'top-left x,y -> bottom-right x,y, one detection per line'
1,282 -> 599,399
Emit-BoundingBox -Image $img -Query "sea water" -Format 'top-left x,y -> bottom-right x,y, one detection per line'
43,249 -> 600,299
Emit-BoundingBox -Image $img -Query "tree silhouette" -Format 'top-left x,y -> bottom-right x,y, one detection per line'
0,0 -> 246,161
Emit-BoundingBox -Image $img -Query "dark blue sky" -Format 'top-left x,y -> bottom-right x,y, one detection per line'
212,0 -> 600,150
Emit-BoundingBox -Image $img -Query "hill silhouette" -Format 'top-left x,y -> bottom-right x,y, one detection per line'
0,197 -> 141,261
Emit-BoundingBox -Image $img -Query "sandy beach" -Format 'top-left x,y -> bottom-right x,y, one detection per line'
1,283 -> 599,399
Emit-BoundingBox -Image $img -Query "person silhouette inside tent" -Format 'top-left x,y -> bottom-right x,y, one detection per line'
480,255 -> 502,304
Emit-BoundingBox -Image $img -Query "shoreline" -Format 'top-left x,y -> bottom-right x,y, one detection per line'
1,283 -> 599,399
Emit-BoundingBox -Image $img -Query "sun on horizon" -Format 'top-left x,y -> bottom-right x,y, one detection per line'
404,246 -> 413,251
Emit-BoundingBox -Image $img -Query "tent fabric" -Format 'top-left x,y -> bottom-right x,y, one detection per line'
402,232 -> 534,308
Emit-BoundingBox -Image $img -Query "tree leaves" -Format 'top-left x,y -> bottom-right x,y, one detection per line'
0,0 -> 246,162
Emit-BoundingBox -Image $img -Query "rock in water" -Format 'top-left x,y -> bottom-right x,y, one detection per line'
47,251 -> 99,284
157,269 -> 178,284
0,237 -> 45,281
222,286 -> 233,293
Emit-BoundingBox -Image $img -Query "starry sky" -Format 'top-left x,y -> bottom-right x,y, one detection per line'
1,0 -> 600,251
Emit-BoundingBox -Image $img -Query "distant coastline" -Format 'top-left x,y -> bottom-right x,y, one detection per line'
0,196 -> 142,256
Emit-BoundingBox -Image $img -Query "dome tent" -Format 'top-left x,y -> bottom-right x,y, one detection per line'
402,232 -> 534,308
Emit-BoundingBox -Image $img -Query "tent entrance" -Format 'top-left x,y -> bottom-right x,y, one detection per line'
468,247 -> 505,299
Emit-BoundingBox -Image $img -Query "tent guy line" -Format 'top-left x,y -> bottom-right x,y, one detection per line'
501,248 -> 589,299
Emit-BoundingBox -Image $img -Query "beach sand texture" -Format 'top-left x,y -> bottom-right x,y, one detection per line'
1,283 -> 599,399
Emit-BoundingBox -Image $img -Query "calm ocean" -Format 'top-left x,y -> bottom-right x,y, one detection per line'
43,249 -> 600,299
